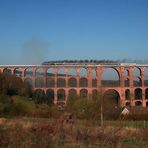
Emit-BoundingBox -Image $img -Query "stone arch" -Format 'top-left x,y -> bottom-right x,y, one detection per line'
58,68 -> 66,76
3,68 -> 12,75
68,68 -> 77,76
145,88 -> 148,99
24,78 -> 33,87
24,67 -> 33,77
144,78 -> 148,86
101,68 -> 120,87
33,89 -> 46,103
46,77 -> 55,88
134,77 -> 142,87
68,89 -> 77,99
92,69 -> 97,77
46,68 -> 55,76
125,102 -> 130,106
68,77 -> 77,87
133,67 -> 141,76
14,68 -> 22,76
125,89 -> 130,100
103,89 -> 120,107
125,78 -> 129,87
80,89 -> 88,98
35,67 -> 44,77
135,101 -> 142,106
46,89 -> 54,102
35,77 -> 44,88
134,88 -> 142,100
57,78 -> 66,87
79,68 -> 88,76
57,89 -> 66,101
79,78 -> 88,87
125,69 -> 129,77
92,78 -> 97,87
144,67 -> 148,76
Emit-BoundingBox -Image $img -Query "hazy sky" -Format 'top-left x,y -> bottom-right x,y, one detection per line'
0,0 -> 148,64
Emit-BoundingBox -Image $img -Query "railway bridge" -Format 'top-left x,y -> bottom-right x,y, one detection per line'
0,63 -> 148,107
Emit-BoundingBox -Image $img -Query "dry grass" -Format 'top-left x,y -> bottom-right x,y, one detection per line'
0,117 -> 148,148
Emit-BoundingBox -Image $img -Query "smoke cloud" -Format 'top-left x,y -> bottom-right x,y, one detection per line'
22,37 -> 50,65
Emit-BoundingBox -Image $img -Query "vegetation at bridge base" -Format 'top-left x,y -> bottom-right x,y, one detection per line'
1,73 -> 148,147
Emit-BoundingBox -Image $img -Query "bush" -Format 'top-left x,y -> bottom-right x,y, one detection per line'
66,95 -> 101,120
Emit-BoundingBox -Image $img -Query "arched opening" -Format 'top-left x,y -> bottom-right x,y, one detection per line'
24,68 -> 33,77
14,68 -> 22,76
124,78 -> 129,87
79,68 -> 87,76
92,89 -> 98,99
80,89 -> 88,98
135,88 -> 142,100
57,89 -> 66,101
103,89 -> 120,108
92,78 -> 97,87
144,67 -> 148,76
24,78 -> 33,87
125,102 -> 130,106
46,78 -> 55,88
125,89 -> 130,100
46,89 -> 54,103
145,88 -> 148,99
133,67 -> 141,76
92,69 -> 97,77
68,89 -> 77,99
144,78 -> 148,86
79,78 -> 88,87
33,89 -> 46,103
68,78 -> 77,87
68,68 -> 77,76
35,68 -> 44,77
146,102 -> 148,107
125,69 -> 129,77
101,68 -> 120,87
58,68 -> 66,76
134,77 -> 142,87
3,68 -> 12,75
57,78 -> 66,87
135,101 -> 142,106
46,68 -> 55,76
35,77 -> 44,88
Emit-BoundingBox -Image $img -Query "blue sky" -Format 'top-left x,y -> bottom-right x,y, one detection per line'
0,0 -> 148,64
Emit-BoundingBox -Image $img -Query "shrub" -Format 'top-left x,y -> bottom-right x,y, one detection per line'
66,95 -> 101,120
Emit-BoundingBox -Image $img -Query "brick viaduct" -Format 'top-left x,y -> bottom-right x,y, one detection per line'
0,63 -> 148,107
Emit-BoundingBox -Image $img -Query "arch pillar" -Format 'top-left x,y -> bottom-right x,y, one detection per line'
65,67 -> 69,89
53,67 -> 58,104
76,67 -> 80,88
65,67 -> 69,77
32,67 -> 36,90
54,89 -> 58,104
143,100 -> 146,107
96,67 -> 103,88
10,68 -> 15,75
65,88 -> 68,102
21,67 -> 26,81
129,66 -> 134,87
141,68 -> 145,88
129,66 -> 134,102
88,67 -> 92,95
